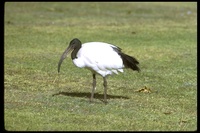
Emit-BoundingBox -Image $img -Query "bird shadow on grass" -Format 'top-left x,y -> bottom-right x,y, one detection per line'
52,91 -> 129,100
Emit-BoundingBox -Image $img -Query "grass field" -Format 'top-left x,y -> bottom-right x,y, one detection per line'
4,2 -> 197,131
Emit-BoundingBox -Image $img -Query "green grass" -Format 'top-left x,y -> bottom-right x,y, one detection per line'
4,2 -> 197,131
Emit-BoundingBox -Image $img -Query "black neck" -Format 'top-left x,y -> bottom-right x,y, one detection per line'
71,44 -> 81,60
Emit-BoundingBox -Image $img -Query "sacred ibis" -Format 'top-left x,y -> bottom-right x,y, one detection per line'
58,38 -> 140,103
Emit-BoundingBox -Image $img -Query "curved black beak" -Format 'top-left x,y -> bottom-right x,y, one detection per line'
58,45 -> 73,73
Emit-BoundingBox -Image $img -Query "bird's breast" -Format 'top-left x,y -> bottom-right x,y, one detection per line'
72,58 -> 85,68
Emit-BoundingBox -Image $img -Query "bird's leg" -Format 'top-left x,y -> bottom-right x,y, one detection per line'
90,74 -> 96,102
103,77 -> 108,104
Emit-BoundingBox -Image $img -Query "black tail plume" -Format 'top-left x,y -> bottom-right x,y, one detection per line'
119,53 -> 140,72
111,46 -> 140,72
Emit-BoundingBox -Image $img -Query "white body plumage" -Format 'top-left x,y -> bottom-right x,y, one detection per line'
73,42 -> 124,77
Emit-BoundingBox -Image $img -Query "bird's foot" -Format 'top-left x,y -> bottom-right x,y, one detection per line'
104,101 -> 108,105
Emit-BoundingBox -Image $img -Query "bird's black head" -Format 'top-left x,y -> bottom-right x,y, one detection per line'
58,38 -> 82,73
69,38 -> 82,49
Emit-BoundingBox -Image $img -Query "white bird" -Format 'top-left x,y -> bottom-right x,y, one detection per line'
58,38 -> 140,103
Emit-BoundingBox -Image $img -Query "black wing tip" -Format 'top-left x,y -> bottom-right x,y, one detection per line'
119,53 -> 140,72
131,65 -> 141,72
111,45 -> 141,72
